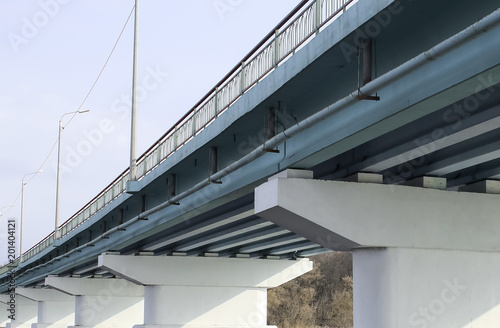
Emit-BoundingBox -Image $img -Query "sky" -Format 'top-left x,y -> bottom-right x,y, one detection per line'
0,0 -> 302,264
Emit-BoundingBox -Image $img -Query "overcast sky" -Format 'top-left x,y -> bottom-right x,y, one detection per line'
0,0 -> 302,264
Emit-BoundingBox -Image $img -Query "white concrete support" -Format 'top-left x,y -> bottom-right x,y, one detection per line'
353,247 -> 500,328
98,254 -> 313,328
0,296 -> 12,328
15,287 -> 74,328
44,276 -> 144,328
255,173 -> 500,328
0,295 -> 37,328
255,174 -> 500,251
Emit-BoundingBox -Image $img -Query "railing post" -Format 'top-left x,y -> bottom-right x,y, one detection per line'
274,29 -> 280,67
174,127 -> 178,149
192,113 -> 197,137
316,0 -> 322,33
240,62 -> 246,94
214,88 -> 219,116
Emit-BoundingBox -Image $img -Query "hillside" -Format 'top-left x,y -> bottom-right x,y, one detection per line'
268,252 -> 353,328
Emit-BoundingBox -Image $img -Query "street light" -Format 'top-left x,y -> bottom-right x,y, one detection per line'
130,0 -> 139,181
20,170 -> 42,262
55,110 -> 89,239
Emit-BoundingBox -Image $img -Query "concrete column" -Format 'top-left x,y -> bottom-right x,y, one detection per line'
98,254 -> 313,328
0,296 -> 11,328
45,276 -> 144,328
0,295 -> 37,328
15,287 -> 74,328
254,171 -> 500,328
353,247 -> 500,328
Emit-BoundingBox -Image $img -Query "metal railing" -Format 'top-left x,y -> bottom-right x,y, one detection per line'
21,0 -> 355,262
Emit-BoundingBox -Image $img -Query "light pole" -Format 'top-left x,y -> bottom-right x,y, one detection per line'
55,110 -> 89,239
21,170 -> 42,262
130,0 -> 139,181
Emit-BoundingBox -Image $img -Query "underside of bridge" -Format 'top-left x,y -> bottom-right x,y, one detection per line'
2,0 -> 500,327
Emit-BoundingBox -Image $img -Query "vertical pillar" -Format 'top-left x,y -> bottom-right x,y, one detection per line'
209,147 -> 218,177
15,287 -> 74,328
0,296 -> 11,327
267,107 -> 276,140
0,295 -> 37,328
98,254 -> 313,328
45,277 -> 144,328
362,38 -> 372,85
353,247 -> 500,328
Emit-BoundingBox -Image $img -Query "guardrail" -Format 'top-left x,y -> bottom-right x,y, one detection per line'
21,0 -> 355,262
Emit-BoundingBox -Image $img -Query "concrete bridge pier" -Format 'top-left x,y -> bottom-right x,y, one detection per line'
0,294 -> 37,328
98,254 -> 313,328
352,246 -> 500,327
0,296 -> 11,328
255,170 -> 500,328
45,276 -> 144,328
14,287 -> 74,328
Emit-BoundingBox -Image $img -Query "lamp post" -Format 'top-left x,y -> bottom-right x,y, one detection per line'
21,170 -> 42,262
130,0 -> 139,181
55,110 -> 89,239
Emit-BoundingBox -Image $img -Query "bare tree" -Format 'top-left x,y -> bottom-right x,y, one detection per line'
268,252 -> 353,328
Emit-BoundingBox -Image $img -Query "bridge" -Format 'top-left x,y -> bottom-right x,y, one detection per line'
2,0 -> 500,327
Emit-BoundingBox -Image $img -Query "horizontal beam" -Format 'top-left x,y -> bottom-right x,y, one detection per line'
255,177 -> 500,251
98,253 -> 312,287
